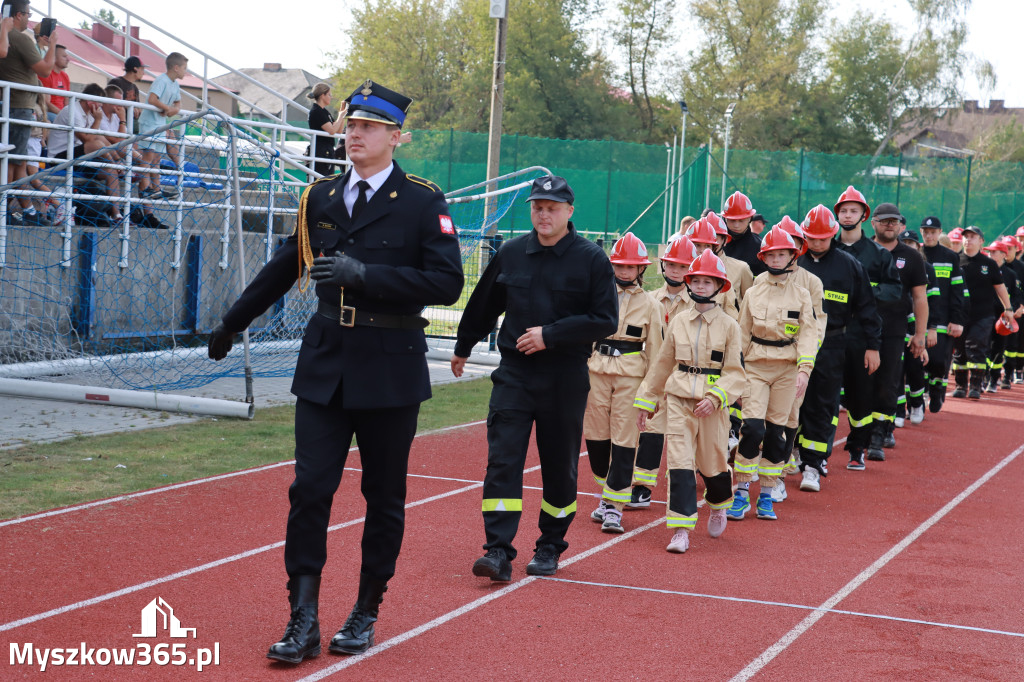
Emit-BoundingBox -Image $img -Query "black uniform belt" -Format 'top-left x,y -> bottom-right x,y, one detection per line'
824,326 -> 847,339
751,335 -> 794,347
596,339 -> 644,355
317,300 -> 428,329
677,364 -> 720,376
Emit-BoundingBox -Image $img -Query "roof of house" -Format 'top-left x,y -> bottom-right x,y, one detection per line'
897,100 -> 1024,154
211,64 -> 325,119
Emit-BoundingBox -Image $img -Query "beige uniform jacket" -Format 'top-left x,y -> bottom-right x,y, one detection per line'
739,274 -> 817,374
714,255 -> 752,321
651,284 -> 691,327
588,284 -> 663,379
754,266 -> 826,343
635,304 -> 746,412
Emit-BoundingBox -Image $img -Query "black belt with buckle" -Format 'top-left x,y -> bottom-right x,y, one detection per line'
596,339 -> 644,356
677,364 -> 720,376
824,326 -> 847,339
751,335 -> 795,347
317,300 -> 429,329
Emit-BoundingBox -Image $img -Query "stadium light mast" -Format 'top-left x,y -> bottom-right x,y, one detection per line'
720,102 -> 736,209
674,100 -> 688,232
484,0 -> 509,236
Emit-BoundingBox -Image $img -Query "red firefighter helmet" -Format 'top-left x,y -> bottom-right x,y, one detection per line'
704,211 -> 732,242
775,215 -> 807,256
684,249 -> 732,293
721,191 -> 756,220
757,225 -> 800,262
1016,226 -> 1024,239
833,185 -> 871,220
686,217 -> 719,246
986,240 -> 1009,255
661,234 -> 698,265
609,232 -> 651,265
948,227 -> 964,243
995,316 -> 1019,336
801,204 -> 839,239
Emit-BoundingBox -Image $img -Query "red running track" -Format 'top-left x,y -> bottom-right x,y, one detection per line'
2,391 -> 1023,681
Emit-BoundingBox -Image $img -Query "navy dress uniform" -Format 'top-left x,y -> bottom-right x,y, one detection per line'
208,81 -> 463,663
454,176 -> 618,581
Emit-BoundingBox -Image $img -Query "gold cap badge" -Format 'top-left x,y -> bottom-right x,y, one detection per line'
389,191 -> 398,199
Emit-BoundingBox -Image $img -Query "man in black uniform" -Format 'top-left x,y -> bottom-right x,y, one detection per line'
208,80 -> 464,662
722,190 -> 766,276
833,189 -> 903,463
894,228 -> 935,426
452,176 -> 617,581
795,205 -> 881,490
984,238 -> 1023,391
952,225 -> 1014,399
1000,235 -> 1024,384
919,216 -> 967,411
870,206 -> 928,456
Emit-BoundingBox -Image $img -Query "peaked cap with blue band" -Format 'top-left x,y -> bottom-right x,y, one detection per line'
345,79 -> 413,128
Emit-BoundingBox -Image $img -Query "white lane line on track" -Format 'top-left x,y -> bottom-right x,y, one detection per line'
0,451 -> 584,633
294,516 -> 667,681
729,440 -> 1024,682
0,420 -> 489,529
541,577 -> 1024,639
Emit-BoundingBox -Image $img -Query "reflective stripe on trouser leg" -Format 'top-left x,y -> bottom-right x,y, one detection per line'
585,439 -> 611,488
797,342 -> 844,472
667,468 -> 697,528
757,422 -> 788,487
632,431 -> 664,488
735,418 -> 764,482
701,470 -> 733,509
602,444 -> 637,510
665,395 -> 730,525
843,342 -> 876,452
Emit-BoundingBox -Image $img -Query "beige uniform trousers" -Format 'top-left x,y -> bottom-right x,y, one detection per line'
664,395 -> 733,529
734,359 -> 799,486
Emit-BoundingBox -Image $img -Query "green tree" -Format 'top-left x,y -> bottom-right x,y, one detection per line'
80,8 -> 122,30
613,0 -> 676,142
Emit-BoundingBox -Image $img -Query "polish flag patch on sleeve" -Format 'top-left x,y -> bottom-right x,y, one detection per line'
439,215 -> 456,235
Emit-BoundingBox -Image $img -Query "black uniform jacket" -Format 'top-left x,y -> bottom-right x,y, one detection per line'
798,245 -> 882,350
960,251 -> 1004,322
836,233 -> 902,338
724,228 -> 766,277
454,222 -> 618,366
922,243 -> 968,331
222,163 -> 464,408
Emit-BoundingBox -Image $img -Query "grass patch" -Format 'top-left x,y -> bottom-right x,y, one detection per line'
0,377 -> 493,521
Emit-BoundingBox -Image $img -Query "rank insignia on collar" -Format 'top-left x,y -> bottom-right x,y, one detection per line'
361,79 -> 373,96
390,191 -> 398,199
318,221 -> 336,231
329,188 -> 336,196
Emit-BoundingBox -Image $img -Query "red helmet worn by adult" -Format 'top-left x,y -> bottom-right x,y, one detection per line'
722,191 -> 756,220
661,234 -> 698,265
684,249 -> 732,293
774,215 -> 807,256
686,217 -> 719,246
834,185 -> 871,220
704,211 -> 732,242
609,232 -> 652,265
801,204 -> 839,239
995,316 -> 1019,336
757,226 -> 799,262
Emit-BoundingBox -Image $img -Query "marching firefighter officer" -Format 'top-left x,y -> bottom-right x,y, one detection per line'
919,216 -> 967,411
585,233 -> 663,534
208,80 -> 464,662
635,250 -> 746,553
453,175 -> 617,581
795,205 -> 881,487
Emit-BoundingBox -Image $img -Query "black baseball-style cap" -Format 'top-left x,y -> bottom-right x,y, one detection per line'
899,229 -> 921,243
750,213 -> 766,224
124,56 -> 145,72
526,175 -> 574,204
920,216 -> 941,229
873,202 -> 902,221
345,79 -> 412,128
961,225 -> 984,238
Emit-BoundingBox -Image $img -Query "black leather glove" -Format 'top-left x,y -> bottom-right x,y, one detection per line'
208,323 -> 236,361
309,251 -> 366,289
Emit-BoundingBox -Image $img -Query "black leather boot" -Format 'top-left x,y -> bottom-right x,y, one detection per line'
952,370 -> 968,398
329,573 -> 388,655
968,370 -> 983,400
866,426 -> 885,461
267,576 -> 321,664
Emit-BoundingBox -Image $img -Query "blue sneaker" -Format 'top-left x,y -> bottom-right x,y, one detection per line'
756,493 -> 777,520
726,492 -> 750,520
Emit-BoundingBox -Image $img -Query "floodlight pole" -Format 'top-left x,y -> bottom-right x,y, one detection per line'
662,144 -> 672,243
674,100 -> 688,233
484,8 -> 508,237
720,102 -> 736,209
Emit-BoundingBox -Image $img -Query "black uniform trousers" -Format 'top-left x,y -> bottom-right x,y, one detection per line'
870,334 -> 906,436
988,332 -> 1007,382
797,336 -> 845,473
482,360 -> 589,561
952,316 -> 995,383
899,341 -> 927,415
285,391 -> 419,581
842,338 -> 883,453
925,333 -> 953,399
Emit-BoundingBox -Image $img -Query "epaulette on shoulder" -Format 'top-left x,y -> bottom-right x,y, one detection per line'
406,174 -> 442,193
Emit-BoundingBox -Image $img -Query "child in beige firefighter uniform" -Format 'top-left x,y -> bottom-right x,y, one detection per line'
635,250 -> 746,553
729,226 -> 818,522
629,235 -> 698,510
585,233 -> 663,533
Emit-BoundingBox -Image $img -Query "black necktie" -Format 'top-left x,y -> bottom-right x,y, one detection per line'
351,180 -> 370,222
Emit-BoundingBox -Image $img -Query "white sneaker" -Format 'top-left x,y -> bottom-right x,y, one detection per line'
909,405 -> 925,425
728,432 -> 739,456
800,468 -> 820,492
894,416 -> 905,428
770,479 -> 787,502
601,509 -> 625,534
707,509 -> 727,538
666,529 -> 690,553
591,499 -> 611,523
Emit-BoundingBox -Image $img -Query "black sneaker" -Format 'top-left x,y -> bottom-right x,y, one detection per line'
847,451 -> 866,471
625,485 -> 651,510
866,446 -> 885,461
1001,378 -> 1012,389
472,548 -> 512,582
951,387 -> 966,398
968,388 -> 982,400
883,432 -> 896,448
525,544 -> 560,576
